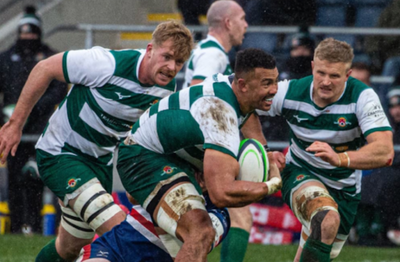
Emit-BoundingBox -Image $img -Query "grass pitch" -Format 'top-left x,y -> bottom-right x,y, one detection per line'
1,234 -> 400,262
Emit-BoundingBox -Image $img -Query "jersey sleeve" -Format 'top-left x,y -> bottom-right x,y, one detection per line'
191,49 -> 227,80
191,96 -> 240,158
62,46 -> 116,87
356,88 -> 392,137
256,79 -> 290,117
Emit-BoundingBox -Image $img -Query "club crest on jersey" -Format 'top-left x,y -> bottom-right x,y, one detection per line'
334,117 -> 351,128
66,178 -> 81,189
295,174 -> 307,182
149,99 -> 159,106
161,166 -> 177,176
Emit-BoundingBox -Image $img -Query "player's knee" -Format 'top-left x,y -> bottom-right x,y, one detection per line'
149,179 -> 206,238
56,231 -> 92,260
321,210 -> 340,238
293,186 -> 338,228
58,243 -> 84,261
310,210 -> 340,241
72,182 -> 123,231
189,211 -> 215,242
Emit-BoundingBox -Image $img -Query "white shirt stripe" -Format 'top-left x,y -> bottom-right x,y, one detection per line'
179,88 -> 190,110
287,122 -> 362,144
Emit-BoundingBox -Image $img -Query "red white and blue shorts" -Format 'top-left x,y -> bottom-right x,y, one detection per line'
79,206 -> 172,262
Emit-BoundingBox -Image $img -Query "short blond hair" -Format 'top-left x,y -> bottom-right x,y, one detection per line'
314,38 -> 354,64
152,20 -> 194,62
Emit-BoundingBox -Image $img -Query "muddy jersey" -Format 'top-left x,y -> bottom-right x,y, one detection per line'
128,74 -> 250,170
36,46 -> 175,165
258,76 -> 392,195
183,35 -> 232,88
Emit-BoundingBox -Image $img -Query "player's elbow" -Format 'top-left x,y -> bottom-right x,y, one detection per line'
207,191 -> 230,208
383,147 -> 395,167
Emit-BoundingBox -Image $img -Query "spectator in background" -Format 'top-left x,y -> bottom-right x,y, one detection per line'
177,0 -> 212,41
0,5 -> 68,234
365,0 -> 400,73
279,27 -> 315,81
243,0 -> 316,26
348,61 -> 384,246
349,62 -> 393,112
354,77 -> 400,247
378,79 -> 400,246
350,62 -> 371,86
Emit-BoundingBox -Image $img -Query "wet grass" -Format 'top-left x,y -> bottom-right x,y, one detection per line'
1,234 -> 400,262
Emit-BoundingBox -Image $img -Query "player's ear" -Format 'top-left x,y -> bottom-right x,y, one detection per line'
237,78 -> 247,92
224,17 -> 231,30
346,68 -> 352,78
146,43 -> 153,57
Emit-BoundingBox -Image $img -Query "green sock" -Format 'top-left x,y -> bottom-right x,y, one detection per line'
300,238 -> 332,262
220,227 -> 250,262
35,239 -> 68,262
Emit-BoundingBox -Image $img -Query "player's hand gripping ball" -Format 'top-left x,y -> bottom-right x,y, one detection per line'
237,139 -> 269,182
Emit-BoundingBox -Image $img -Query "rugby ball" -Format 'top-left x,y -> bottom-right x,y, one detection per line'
237,139 -> 269,182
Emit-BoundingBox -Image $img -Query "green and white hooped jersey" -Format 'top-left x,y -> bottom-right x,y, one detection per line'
258,76 -> 392,195
36,46 -> 175,165
183,35 -> 232,88
129,74 -> 249,170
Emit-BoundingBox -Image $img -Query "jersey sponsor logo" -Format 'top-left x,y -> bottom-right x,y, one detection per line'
160,166 -> 177,176
366,104 -> 385,118
335,145 -> 349,152
66,178 -> 81,189
293,115 -> 309,123
99,113 -> 131,129
115,92 -> 131,99
96,250 -> 109,258
334,117 -> 351,128
213,74 -> 219,81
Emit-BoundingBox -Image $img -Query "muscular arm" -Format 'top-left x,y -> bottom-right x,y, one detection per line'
240,113 -> 267,144
203,149 -> 272,208
348,131 -> 394,169
0,52 -> 65,162
307,131 -> 394,169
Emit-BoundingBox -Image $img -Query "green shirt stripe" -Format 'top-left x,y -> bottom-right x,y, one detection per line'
204,143 -> 235,159
157,110 -> 204,153
149,102 -> 159,117
189,85 -> 204,107
168,92 -> 180,110
364,126 -> 392,137
213,82 -> 241,118
62,51 -> 70,83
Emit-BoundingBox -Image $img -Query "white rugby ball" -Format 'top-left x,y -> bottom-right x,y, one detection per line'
237,139 -> 269,182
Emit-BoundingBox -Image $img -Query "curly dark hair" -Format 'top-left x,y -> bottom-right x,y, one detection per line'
234,48 -> 276,80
